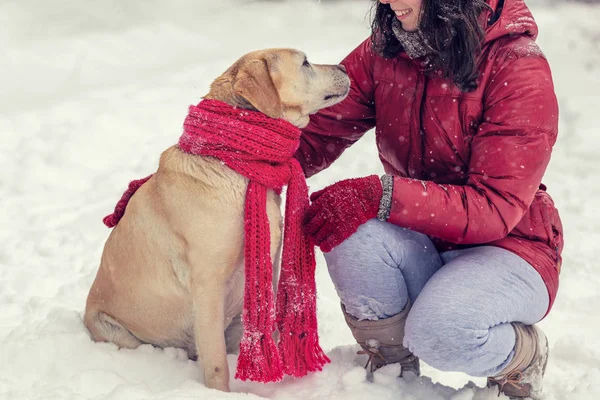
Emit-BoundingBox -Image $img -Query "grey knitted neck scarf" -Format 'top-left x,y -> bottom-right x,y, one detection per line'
391,18 -> 432,59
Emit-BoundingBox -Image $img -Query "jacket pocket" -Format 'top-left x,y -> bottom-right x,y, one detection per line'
511,186 -> 563,272
537,186 -> 564,272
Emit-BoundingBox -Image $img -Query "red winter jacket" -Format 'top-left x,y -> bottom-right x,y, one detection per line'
296,0 -> 563,314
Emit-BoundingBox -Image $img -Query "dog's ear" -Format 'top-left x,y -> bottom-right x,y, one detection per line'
233,59 -> 283,119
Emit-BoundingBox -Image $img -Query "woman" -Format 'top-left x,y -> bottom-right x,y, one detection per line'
297,0 -> 563,398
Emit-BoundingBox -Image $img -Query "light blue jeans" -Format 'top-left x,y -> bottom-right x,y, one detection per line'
325,219 -> 549,377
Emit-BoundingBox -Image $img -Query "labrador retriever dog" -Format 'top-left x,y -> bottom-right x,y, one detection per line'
84,48 -> 350,392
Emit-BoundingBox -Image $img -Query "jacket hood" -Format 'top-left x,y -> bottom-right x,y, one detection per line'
484,0 -> 538,43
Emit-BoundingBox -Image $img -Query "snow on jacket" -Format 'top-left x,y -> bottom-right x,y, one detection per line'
296,0 -> 563,314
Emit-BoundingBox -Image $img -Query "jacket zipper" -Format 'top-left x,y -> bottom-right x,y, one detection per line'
410,69 -> 427,179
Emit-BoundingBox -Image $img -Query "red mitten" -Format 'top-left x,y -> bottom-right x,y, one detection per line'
303,175 -> 383,252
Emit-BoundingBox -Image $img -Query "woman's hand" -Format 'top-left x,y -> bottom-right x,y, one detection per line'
303,175 -> 383,252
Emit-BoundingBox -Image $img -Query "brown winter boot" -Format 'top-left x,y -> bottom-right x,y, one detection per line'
487,323 -> 549,400
342,302 -> 419,382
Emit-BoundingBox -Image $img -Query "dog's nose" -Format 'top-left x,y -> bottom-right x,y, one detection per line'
337,64 -> 347,73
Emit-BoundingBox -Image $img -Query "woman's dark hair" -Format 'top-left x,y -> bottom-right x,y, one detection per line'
370,0 -> 491,92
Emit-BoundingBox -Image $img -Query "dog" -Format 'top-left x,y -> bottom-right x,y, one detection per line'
84,48 -> 350,392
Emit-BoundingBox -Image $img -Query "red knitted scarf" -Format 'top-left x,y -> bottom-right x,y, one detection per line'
103,99 -> 329,382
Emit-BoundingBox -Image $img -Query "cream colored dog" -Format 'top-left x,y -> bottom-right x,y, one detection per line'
84,49 -> 350,392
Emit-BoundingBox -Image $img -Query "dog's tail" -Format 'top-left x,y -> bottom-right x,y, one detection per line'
84,310 -> 143,350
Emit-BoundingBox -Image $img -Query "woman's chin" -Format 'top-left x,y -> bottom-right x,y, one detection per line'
399,22 -> 418,32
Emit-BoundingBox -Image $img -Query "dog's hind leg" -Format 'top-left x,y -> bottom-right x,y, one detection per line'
84,311 -> 144,350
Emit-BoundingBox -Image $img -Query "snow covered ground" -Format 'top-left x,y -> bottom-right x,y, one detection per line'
1,1 -> 599,399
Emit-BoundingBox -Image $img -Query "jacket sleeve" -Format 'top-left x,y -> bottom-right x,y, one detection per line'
388,50 -> 559,244
295,38 -> 377,178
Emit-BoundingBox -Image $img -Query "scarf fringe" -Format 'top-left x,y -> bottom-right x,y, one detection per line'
235,331 -> 283,382
279,331 -> 330,377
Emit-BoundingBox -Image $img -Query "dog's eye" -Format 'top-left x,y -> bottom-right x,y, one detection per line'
302,59 -> 310,67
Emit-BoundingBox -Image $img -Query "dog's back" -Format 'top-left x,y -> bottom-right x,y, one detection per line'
84,146 -> 251,347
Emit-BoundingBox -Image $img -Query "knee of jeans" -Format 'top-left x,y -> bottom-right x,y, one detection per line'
404,302 -> 482,371
326,219 -> 384,256
405,305 -> 440,354
325,221 -> 385,279
326,219 -> 429,266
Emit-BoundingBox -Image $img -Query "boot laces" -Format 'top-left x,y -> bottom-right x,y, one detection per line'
357,340 -> 387,373
488,370 -> 524,397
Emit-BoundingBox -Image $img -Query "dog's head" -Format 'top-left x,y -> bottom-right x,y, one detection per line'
206,49 -> 350,128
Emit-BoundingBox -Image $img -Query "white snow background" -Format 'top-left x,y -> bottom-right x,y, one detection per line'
1,1 -> 599,399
